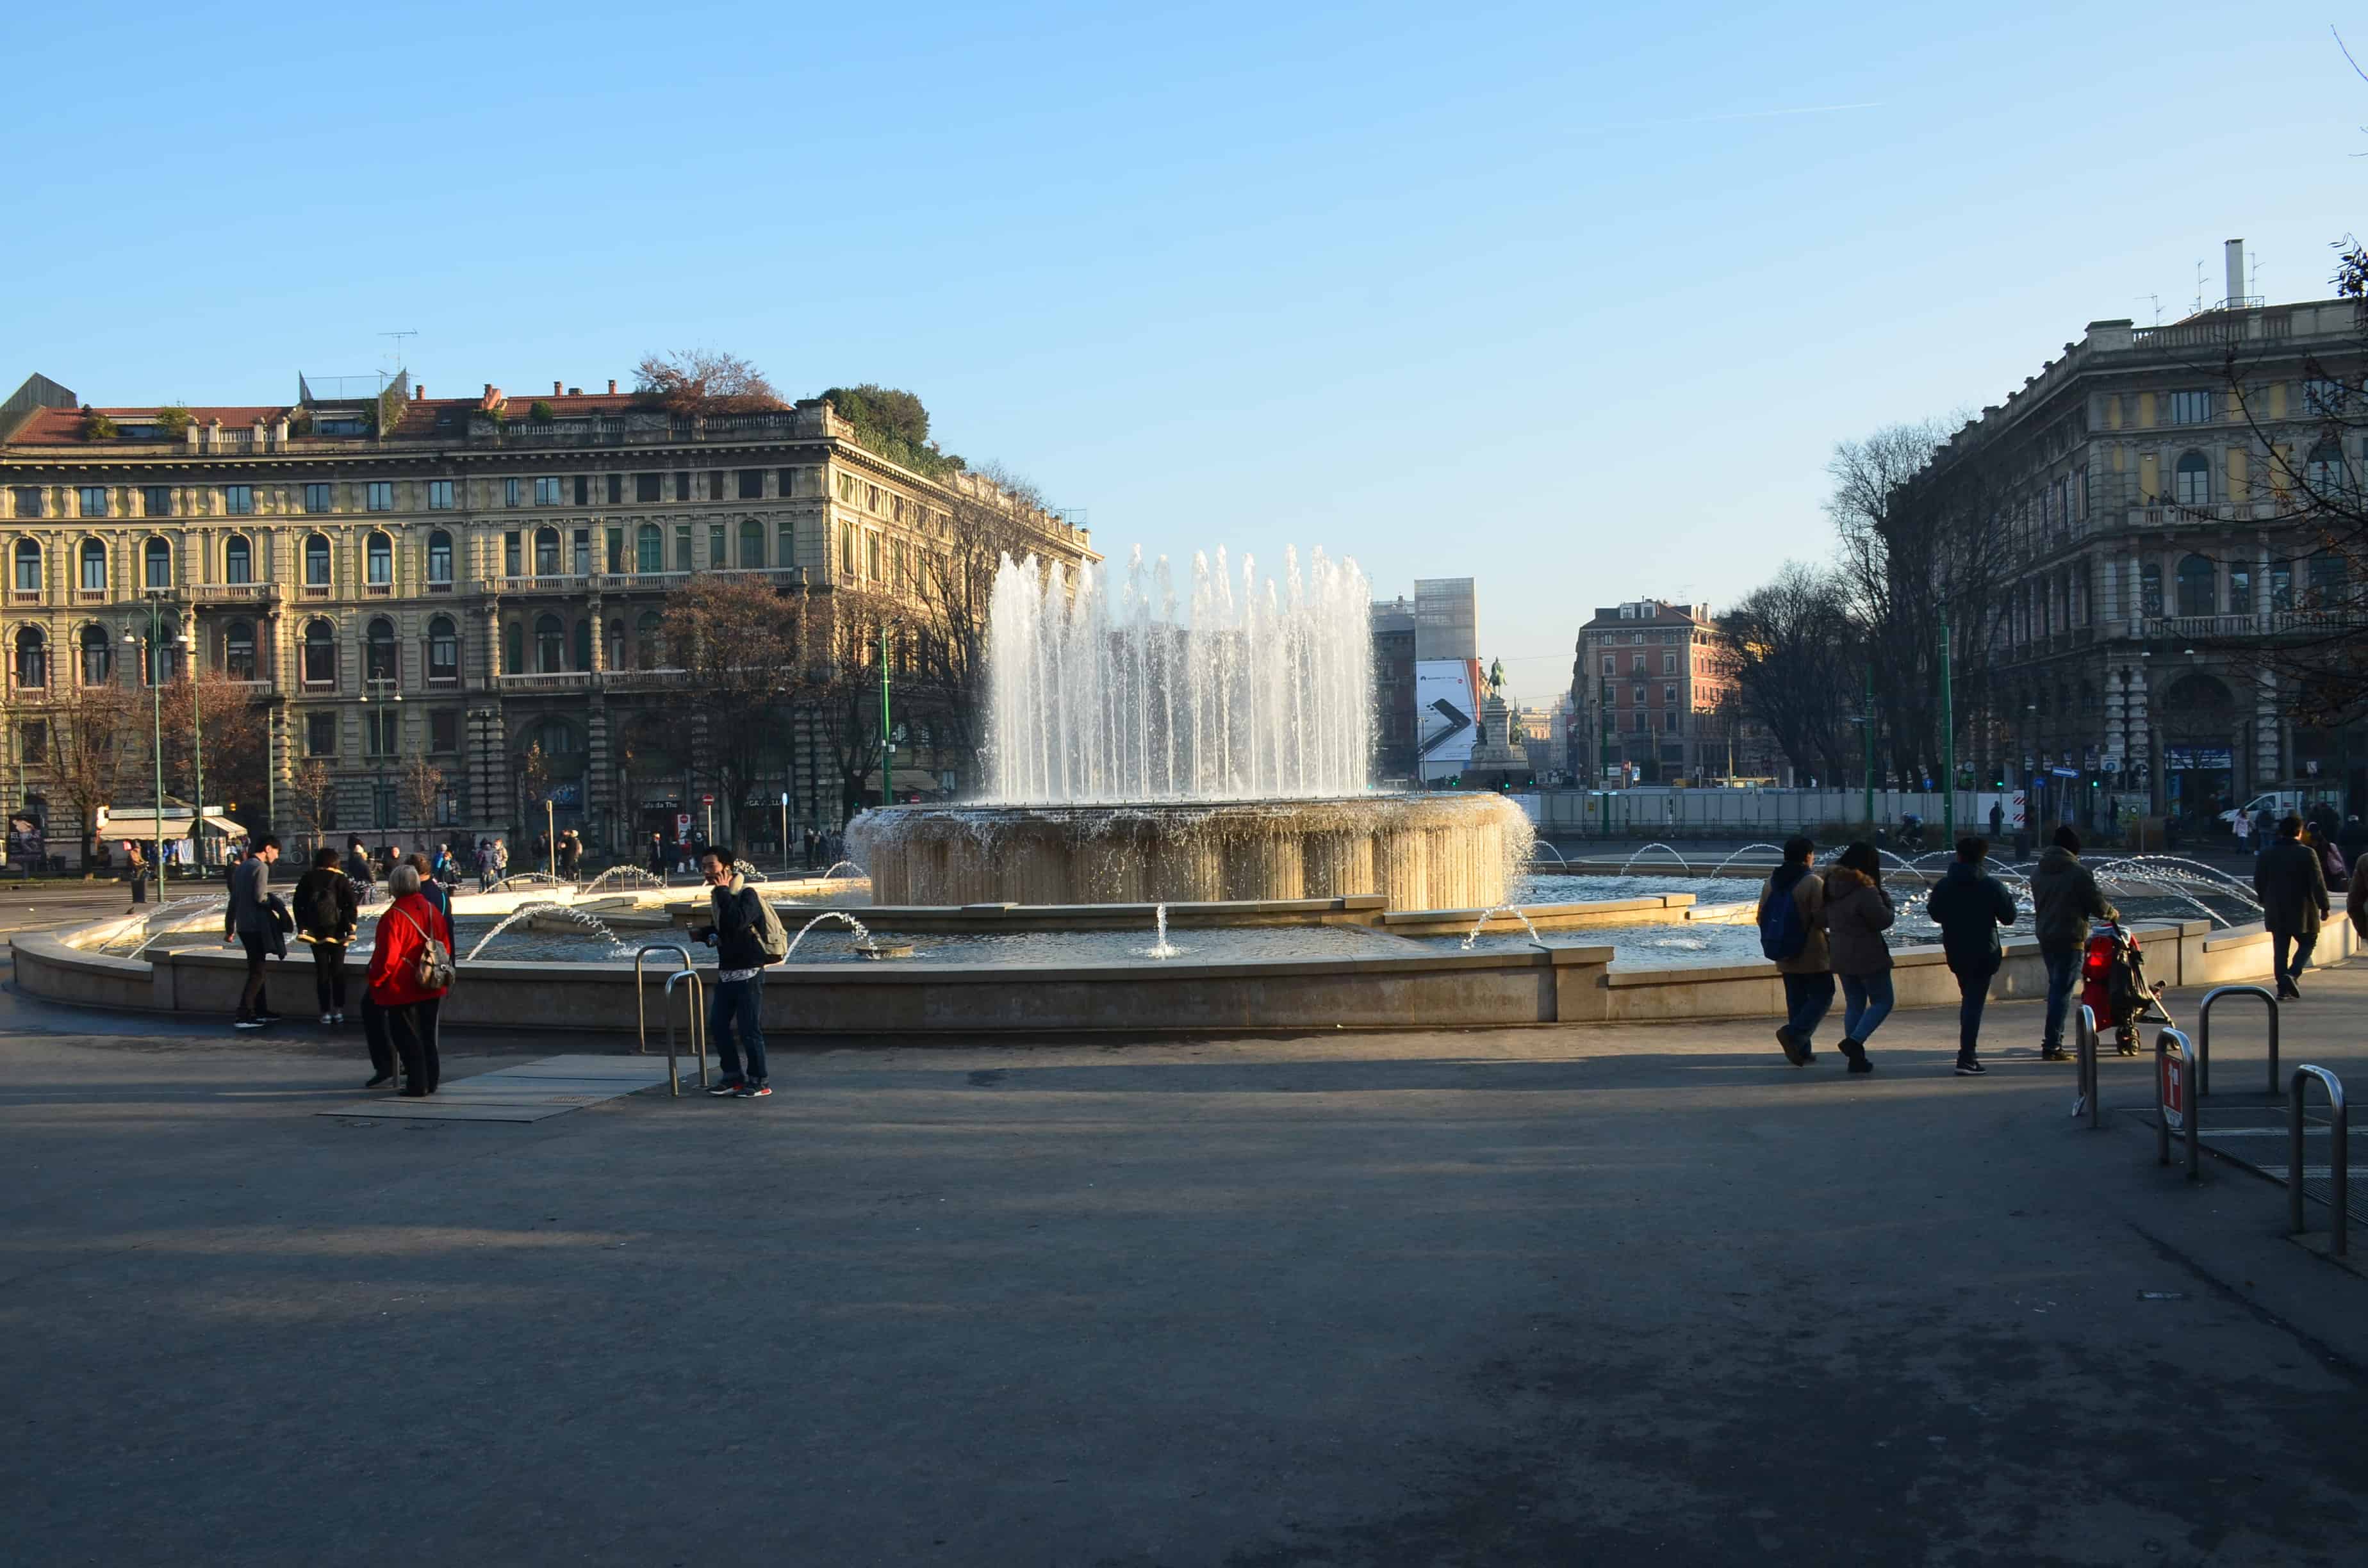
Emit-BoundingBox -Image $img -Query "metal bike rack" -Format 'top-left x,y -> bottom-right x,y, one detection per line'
2156,1026 -> 2201,1182
634,945 -> 693,1055
2288,1065 -> 2349,1256
2073,1003 -> 2101,1130
661,967 -> 709,1097
2196,984 -> 2279,1099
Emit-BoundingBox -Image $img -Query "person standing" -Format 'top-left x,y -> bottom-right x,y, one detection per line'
1821,841 -> 1893,1074
491,837 -> 509,884
689,844 -> 786,1098
293,846 -> 359,1031
125,840 -> 147,908
1927,836 -> 2019,1075
2255,813 -> 2330,1000
647,830 -> 667,878
1755,836 -> 1831,1066
2254,806 -> 2277,860
2028,826 -> 2117,1062
2232,810 -> 2251,856
1988,800 -> 2005,842
224,834 -> 284,1031
368,865 -> 451,1097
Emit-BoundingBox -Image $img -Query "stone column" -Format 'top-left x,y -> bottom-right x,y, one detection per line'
2255,669 -> 2280,790
586,698 -> 613,851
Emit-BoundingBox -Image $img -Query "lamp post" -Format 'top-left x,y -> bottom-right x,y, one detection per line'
122,598 -> 171,887
359,674 -> 401,843
181,628 -> 204,876
879,621 -> 893,811
1939,603 -> 1956,843
1861,659 -> 1875,829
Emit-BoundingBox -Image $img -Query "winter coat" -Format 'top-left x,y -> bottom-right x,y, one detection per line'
1755,865 -> 1829,975
691,874 -> 775,971
2349,862 -> 2366,939
1926,859 -> 2018,977
366,892 -> 452,1008
2254,838 -> 2330,936
227,853 -> 275,936
1821,866 -> 1895,976
2028,846 -> 2117,952
292,868 -> 358,943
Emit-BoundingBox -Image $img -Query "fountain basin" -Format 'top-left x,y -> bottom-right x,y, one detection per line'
849,793 -> 1534,910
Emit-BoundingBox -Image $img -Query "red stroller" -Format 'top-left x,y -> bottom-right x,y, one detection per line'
2080,921 -> 2171,1055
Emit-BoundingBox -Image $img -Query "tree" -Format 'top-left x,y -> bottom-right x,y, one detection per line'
657,574 -> 820,840
909,462 -> 1046,780
154,404 -> 193,438
44,682 -> 140,863
155,669 -> 270,826
399,753 -> 445,837
810,589 -> 903,817
819,384 -> 960,475
1719,564 -> 1860,785
632,350 -> 784,416
288,758 -> 338,844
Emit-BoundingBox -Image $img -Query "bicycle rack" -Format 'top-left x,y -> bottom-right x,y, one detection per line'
2073,1004 -> 2101,1129
634,945 -> 693,1056
661,968 -> 708,1097
2288,1065 -> 2349,1256
2197,984 -> 2280,1099
2156,1026 -> 2201,1182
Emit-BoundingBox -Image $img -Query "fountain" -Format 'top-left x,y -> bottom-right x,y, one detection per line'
818,861 -> 867,883
576,865 -> 668,897
782,910 -> 876,960
1459,906 -> 1547,949
465,901 -> 634,961
850,546 -> 1531,910
1616,842 -> 1691,876
1142,902 -> 1183,960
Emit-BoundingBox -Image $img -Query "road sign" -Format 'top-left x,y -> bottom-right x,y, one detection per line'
675,812 -> 691,843
2160,1043 -> 2187,1132
700,793 -> 714,804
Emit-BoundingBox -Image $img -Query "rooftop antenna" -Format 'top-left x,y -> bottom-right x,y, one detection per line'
2193,260 -> 2205,316
376,330 -> 418,388
2136,295 -> 2161,325
2249,250 -> 2261,301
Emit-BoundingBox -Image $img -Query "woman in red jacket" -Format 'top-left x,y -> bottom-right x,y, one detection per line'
368,864 -> 452,1097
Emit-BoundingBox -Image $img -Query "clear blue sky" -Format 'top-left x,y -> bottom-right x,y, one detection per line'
3,1 -> 2356,704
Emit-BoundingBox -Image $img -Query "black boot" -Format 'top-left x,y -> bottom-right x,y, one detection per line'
1840,1037 -> 1873,1074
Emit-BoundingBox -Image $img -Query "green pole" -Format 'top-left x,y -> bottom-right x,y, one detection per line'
147,607 -> 163,890
189,637 -> 204,874
1862,660 -> 1875,830
1940,605 -> 1957,843
879,622 -> 892,811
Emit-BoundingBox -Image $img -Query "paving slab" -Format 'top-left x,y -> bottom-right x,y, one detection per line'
313,1053 -> 682,1123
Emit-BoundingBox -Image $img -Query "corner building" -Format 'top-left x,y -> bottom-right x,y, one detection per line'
0,376 -> 1095,859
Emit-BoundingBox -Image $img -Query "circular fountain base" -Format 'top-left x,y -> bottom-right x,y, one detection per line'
848,793 -> 1534,911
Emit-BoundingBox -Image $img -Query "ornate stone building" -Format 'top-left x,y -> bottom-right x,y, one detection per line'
1570,600 -> 1748,785
0,374 -> 1094,862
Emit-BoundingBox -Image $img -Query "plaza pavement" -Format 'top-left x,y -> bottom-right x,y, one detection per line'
3,931 -> 2367,1566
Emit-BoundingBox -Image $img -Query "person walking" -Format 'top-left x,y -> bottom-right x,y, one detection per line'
2253,807 -> 2277,861
1821,841 -> 1893,1074
647,830 -> 667,878
292,846 -> 359,1031
224,834 -> 285,1031
688,844 -> 787,1098
491,837 -> 509,884
368,864 -> 452,1097
1755,836 -> 1832,1066
1927,836 -> 2018,1075
2255,813 -> 2330,1000
2028,826 -> 2117,1063
1988,800 -> 2005,842
2231,810 -> 2251,856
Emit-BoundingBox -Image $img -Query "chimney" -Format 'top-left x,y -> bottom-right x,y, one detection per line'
567,387 -> 581,396
2224,238 -> 2245,307
482,383 -> 493,398
554,380 -> 563,396
412,384 -> 423,401
607,379 -> 618,395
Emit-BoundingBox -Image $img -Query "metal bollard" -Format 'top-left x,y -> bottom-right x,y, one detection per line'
2156,1027 -> 2200,1182
2196,984 -> 2279,1100
634,944 -> 693,1055
2288,1066 -> 2349,1256
662,967 -> 708,1097
2073,1003 -> 2100,1130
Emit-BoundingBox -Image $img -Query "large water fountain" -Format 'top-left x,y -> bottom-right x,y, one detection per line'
851,546 -> 1531,909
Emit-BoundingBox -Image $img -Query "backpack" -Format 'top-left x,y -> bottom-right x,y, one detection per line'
751,892 -> 790,963
396,906 -> 457,992
1758,874 -> 1809,962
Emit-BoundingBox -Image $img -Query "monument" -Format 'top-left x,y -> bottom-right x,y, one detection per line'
1459,657 -> 1529,792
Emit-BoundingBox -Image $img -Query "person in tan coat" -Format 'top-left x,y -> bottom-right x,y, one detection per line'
1822,842 -> 1895,1075
1756,836 -> 1831,1066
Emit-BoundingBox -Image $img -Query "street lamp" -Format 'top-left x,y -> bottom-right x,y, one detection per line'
122,598 -> 172,887
359,675 -> 401,842
179,627 -> 204,876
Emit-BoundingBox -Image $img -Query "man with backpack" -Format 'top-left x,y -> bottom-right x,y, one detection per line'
2028,826 -> 2116,1062
1927,836 -> 2020,1076
689,844 -> 789,1098
1756,836 -> 1832,1066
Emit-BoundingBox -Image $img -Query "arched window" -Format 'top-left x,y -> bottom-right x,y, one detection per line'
12,539 -> 38,594
535,613 -> 564,673
2173,451 -> 2210,507
2305,440 -> 2347,493
606,617 -> 625,671
302,619 -> 336,687
366,530 -> 393,587
504,621 -> 524,676
224,534 -> 251,585
428,615 -> 458,683
2175,553 -> 2217,617
142,536 -> 171,589
365,617 -> 398,685
534,527 -> 561,576
529,717 -> 582,756
636,610 -> 664,669
636,522 -> 662,574
739,518 -> 764,568
304,534 -> 332,587
78,539 -> 105,593
14,627 -> 45,689
427,530 -> 453,585
79,624 -> 111,685
572,617 -> 593,672
224,619 -> 256,681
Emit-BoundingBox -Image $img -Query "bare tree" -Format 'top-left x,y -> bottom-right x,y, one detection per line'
44,683 -> 140,863
632,350 -> 784,416
910,463 -> 1044,781
1720,563 -> 1861,784
399,753 -> 445,838
288,758 -> 338,845
658,573 -> 821,840
156,669 -> 270,826
810,589 -> 903,819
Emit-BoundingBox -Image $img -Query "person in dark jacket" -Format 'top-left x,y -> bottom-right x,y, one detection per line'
224,835 -> 284,1030
1755,837 -> 1830,1066
2254,814 -> 2330,999
1821,842 -> 1893,1074
688,845 -> 778,1098
2028,826 -> 2117,1061
1926,836 -> 2019,1076
292,846 -> 359,1029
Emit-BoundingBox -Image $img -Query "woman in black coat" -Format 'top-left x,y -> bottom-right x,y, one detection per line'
292,846 -> 359,1026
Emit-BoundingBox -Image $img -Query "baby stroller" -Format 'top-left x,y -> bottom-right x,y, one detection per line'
2080,920 -> 2172,1054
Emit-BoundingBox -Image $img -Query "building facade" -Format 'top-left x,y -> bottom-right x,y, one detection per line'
1370,596 -> 1418,783
0,374 -> 1094,862
1570,600 -> 1741,785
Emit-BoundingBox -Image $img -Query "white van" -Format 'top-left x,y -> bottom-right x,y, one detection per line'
2220,792 -> 2305,829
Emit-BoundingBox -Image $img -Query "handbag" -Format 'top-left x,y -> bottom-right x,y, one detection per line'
395,907 -> 457,992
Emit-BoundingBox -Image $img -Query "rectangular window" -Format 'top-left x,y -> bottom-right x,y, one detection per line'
20,720 -> 47,766
636,473 -> 661,503
606,527 -> 625,573
427,480 -> 454,510
775,468 -> 797,498
1661,653 -> 1677,674
575,475 -> 589,507
1663,683 -> 1677,705
1600,682 -> 1615,704
607,473 -> 623,505
572,528 -> 591,576
366,708 -> 399,756
708,521 -> 725,568
1631,685 -> 1646,706
504,532 -> 522,576
675,471 -> 691,502
777,521 -> 793,568
361,481 -> 392,511
14,548 -> 37,592
708,471 -> 727,502
79,486 -> 109,518
1664,710 -> 1679,733
535,477 -> 564,505
10,488 -> 42,519
1630,654 -> 1645,673
224,485 -> 254,516
428,534 -> 452,584
2169,390 -> 2214,425
142,486 -> 174,517
304,482 -> 333,513
306,712 -> 338,757
2303,378 -> 2353,418
506,478 -> 523,507
430,709 -> 460,753
736,468 -> 761,500
675,524 -> 693,573
840,525 -> 855,576
866,533 -> 882,580
1600,655 -> 1613,675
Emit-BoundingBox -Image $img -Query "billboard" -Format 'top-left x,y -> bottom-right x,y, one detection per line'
1415,658 -> 1481,781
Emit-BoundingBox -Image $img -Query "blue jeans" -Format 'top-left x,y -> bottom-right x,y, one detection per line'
1782,972 -> 1835,1046
1839,972 -> 1894,1045
710,974 -> 768,1085
2041,946 -> 2080,1049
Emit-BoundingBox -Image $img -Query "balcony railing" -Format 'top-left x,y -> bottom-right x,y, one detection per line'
188,582 -> 283,605
496,671 -> 595,692
497,573 -> 589,594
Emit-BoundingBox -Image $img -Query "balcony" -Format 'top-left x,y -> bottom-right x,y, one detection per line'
188,582 -> 283,606
2146,614 -> 2260,641
592,570 -> 687,593
497,573 -> 590,596
497,671 -> 595,692
598,667 -> 691,692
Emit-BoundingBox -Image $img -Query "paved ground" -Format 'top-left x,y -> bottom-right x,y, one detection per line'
4,935 -> 2368,1566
